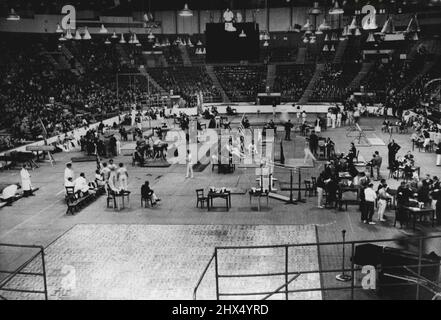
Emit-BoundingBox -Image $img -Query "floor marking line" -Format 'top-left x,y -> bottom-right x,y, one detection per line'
0,199 -> 63,240
347,211 -> 354,234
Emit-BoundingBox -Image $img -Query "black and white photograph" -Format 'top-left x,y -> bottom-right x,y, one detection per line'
1,0 -> 441,308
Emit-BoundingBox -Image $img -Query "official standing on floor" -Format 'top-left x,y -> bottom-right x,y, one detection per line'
20,164 -> 34,197
186,150 -> 194,179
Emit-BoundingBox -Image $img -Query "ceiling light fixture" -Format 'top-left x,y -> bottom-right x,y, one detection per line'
179,4 -> 193,17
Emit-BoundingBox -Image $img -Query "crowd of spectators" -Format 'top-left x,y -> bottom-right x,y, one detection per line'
214,65 -> 267,102
0,35 -> 147,151
309,63 -> 361,102
148,66 -> 222,106
273,65 -> 314,102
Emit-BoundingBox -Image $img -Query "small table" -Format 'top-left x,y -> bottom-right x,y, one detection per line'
337,187 -> 360,211
207,191 -> 231,211
397,166 -> 420,179
404,206 -> 435,231
249,190 -> 269,211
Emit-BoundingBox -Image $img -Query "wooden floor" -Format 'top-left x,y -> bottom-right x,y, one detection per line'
0,115 -> 440,299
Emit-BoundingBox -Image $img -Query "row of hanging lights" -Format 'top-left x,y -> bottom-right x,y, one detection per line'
55,2 -> 196,47
299,0 -> 420,50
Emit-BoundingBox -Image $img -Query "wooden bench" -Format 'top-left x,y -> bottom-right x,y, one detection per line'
65,187 -> 103,215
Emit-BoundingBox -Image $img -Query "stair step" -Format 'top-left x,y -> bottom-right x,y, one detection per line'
348,62 -> 374,90
296,48 -> 307,65
206,65 -> 230,103
298,64 -> 325,103
266,64 -> 276,91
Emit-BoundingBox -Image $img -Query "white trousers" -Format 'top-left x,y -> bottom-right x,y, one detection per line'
377,199 -> 387,220
186,163 -> 194,178
317,187 -> 324,207
304,148 -> 317,164
119,177 -> 128,191
437,154 -> 441,166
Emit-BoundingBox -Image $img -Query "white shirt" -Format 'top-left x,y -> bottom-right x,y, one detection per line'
187,153 -> 193,165
20,168 -> 31,191
74,176 -> 89,193
117,167 -> 128,180
364,188 -> 377,202
1,185 -> 18,200
64,168 -> 74,185
101,167 -> 111,180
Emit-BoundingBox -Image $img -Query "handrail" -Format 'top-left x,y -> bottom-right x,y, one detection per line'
214,234 -> 441,250
262,273 -> 301,300
0,251 -> 42,290
217,263 -> 441,279
193,252 -> 216,300
0,244 -> 48,300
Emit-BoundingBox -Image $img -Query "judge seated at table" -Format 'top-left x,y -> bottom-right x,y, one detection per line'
141,181 -> 161,205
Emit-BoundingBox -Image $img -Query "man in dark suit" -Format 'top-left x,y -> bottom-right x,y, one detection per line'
284,120 -> 293,141
388,140 -> 401,169
372,151 -> 382,180
309,131 -> 319,156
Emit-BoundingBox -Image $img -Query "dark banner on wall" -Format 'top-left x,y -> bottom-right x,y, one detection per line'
205,22 -> 260,62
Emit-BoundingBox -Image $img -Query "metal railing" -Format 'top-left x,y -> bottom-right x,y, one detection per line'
0,243 -> 48,300
193,235 -> 441,300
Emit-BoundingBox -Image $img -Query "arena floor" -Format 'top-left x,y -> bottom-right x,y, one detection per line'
1,115 -> 440,300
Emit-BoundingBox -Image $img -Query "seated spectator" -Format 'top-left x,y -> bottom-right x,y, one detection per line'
74,173 -> 90,197
141,181 -> 161,205
95,169 -> 105,187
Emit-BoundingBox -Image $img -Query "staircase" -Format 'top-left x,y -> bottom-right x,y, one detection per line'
348,62 -> 374,90
44,53 -> 61,70
159,55 -> 168,68
60,45 -> 74,62
333,39 -> 348,64
116,44 -> 130,65
206,65 -> 230,103
298,63 -> 325,104
139,67 -> 167,95
296,47 -> 307,64
179,46 -> 192,67
266,64 -> 277,91
60,45 -> 84,74
143,53 -> 157,68
57,54 -> 71,70
399,60 -> 437,94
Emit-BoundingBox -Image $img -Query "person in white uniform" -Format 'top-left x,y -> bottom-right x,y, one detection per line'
74,173 -> 90,196
303,140 -> 317,166
330,111 -> 336,129
20,164 -> 34,197
117,163 -> 129,191
108,167 -> 121,194
64,163 -> 75,187
186,150 -> 194,179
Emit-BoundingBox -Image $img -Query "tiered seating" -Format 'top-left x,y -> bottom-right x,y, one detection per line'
269,47 -> 297,62
397,58 -> 441,110
163,44 -> 183,66
361,57 -> 426,95
214,65 -> 267,102
148,66 -> 222,105
309,63 -> 361,102
273,64 -> 315,102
